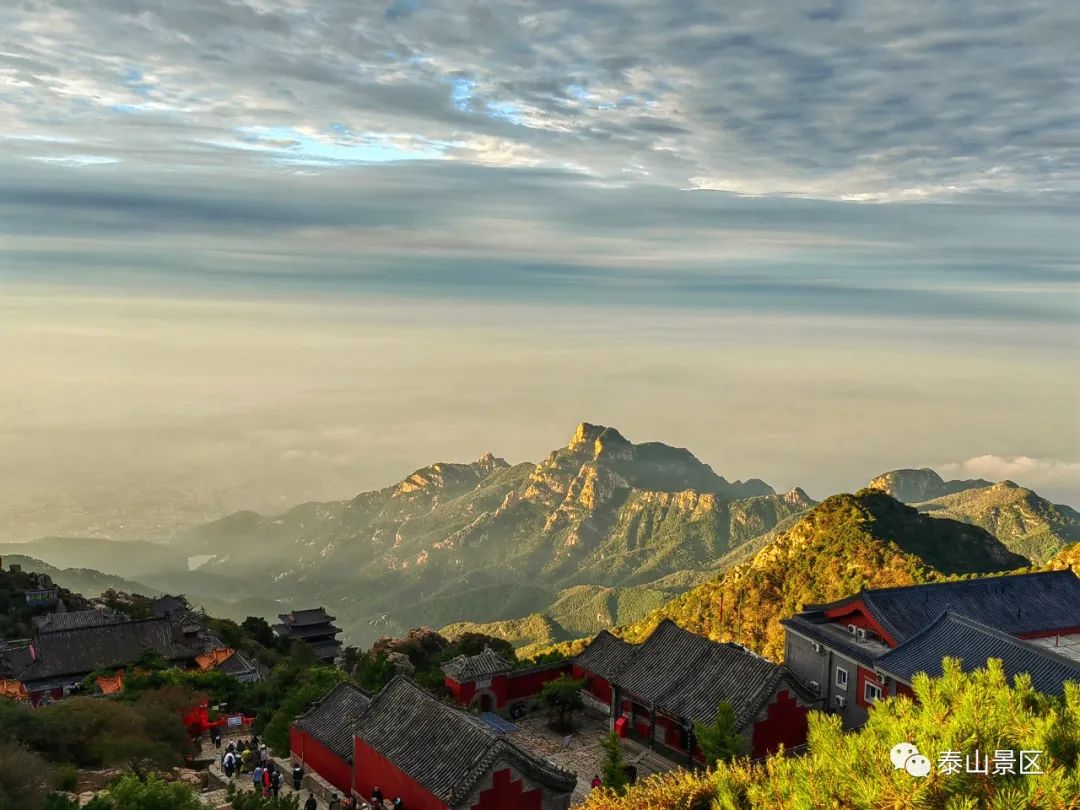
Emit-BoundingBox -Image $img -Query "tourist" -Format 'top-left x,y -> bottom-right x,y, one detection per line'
253,764 -> 264,791
591,775 -> 602,789
260,744 -> 270,767
371,786 -> 384,804
241,746 -> 253,773
222,751 -> 236,780
262,765 -> 273,798
271,766 -> 282,798
393,798 -> 404,810
304,793 -> 318,810
211,725 -> 222,749
328,793 -> 341,810
292,762 -> 304,791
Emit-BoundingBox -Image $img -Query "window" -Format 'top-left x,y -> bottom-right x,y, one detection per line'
835,666 -> 848,690
865,681 -> 883,703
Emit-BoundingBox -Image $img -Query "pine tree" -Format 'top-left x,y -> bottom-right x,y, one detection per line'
600,732 -> 629,796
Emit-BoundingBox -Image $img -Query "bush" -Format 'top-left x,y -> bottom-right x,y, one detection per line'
582,659 -> 1080,809
82,773 -> 203,810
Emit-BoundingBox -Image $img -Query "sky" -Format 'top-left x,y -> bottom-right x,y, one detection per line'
1,0 -> 1078,539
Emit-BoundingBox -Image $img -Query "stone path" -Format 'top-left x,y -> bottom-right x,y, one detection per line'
197,737 -> 336,808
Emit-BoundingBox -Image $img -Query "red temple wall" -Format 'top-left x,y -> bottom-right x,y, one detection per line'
750,688 -> 810,758
353,738 -> 449,810
290,727 -> 353,795
469,768 -> 543,810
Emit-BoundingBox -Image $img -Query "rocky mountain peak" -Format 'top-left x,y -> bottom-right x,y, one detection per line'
867,467 -> 991,503
784,486 -> 814,507
567,422 -> 632,461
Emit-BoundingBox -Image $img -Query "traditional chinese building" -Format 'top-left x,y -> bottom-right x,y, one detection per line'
274,607 -> 342,663
291,681 -> 372,794
443,648 -> 571,713
0,609 -> 262,705
291,675 -> 577,809
574,619 -> 819,761
782,569 -> 1080,729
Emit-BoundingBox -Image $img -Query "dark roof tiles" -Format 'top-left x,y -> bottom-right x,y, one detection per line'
574,631 -> 637,681
442,648 -> 512,683
875,611 -> 1080,696
353,676 -> 575,806
294,682 -> 372,761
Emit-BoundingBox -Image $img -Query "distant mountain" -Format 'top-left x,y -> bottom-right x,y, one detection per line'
174,423 -> 811,646
612,490 -> 1028,661
867,468 -> 991,502
0,537 -> 187,580
0,554 -> 161,598
870,469 -> 1080,564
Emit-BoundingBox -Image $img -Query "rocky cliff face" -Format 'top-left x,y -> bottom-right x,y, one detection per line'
867,468 -> 991,503
176,423 -> 812,647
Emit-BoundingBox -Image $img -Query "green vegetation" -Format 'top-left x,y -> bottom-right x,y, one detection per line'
0,566 -> 92,639
620,491 -> 1024,660
693,702 -> 744,766
540,674 -> 584,731
582,660 -> 1080,809
83,773 -> 203,810
249,645 -> 348,756
915,481 -> 1080,564
599,732 -> 629,797
167,424 -> 809,649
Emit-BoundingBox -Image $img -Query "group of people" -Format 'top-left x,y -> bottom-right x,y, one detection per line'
218,734 -> 306,797
325,786 -> 405,810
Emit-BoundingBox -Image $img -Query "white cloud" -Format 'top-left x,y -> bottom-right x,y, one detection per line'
939,455 -> 1080,500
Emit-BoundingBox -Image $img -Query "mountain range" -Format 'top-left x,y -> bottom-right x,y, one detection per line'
868,467 -> 1080,563
4,426 -> 1077,654
167,423 -> 813,645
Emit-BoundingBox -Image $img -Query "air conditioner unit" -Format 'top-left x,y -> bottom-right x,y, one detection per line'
809,680 -> 820,693
847,624 -> 857,635
834,695 -> 846,708
811,641 -> 822,653
877,672 -> 887,685
855,627 -> 867,641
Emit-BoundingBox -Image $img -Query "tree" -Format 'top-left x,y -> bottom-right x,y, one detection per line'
241,616 -> 278,650
599,732 -> 629,797
228,786 -> 301,809
581,659 -> 1080,809
0,741 -> 59,810
82,773 -> 203,810
693,701 -> 744,766
540,674 -> 585,732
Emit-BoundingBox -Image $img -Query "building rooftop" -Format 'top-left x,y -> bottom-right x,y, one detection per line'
32,609 -> 121,634
13,617 -> 200,683
807,570 -> 1080,644
781,614 -> 891,667
875,611 -> 1080,697
611,620 -> 810,729
575,631 -> 637,681
354,675 -> 576,806
294,681 -> 372,763
277,608 -> 338,628
442,647 -> 512,683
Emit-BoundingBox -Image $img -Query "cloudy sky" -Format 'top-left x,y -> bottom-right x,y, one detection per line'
1,0 -> 1078,537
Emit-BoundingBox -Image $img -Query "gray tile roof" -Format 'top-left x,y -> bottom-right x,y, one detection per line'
354,676 -> 576,807
875,611 -> 1080,697
808,570 -> 1080,644
32,609 -> 121,634
574,631 -> 637,681
442,648 -> 511,683
278,608 -> 337,627
15,617 -> 199,683
294,682 -> 372,762
781,615 -> 881,667
611,620 -> 808,728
